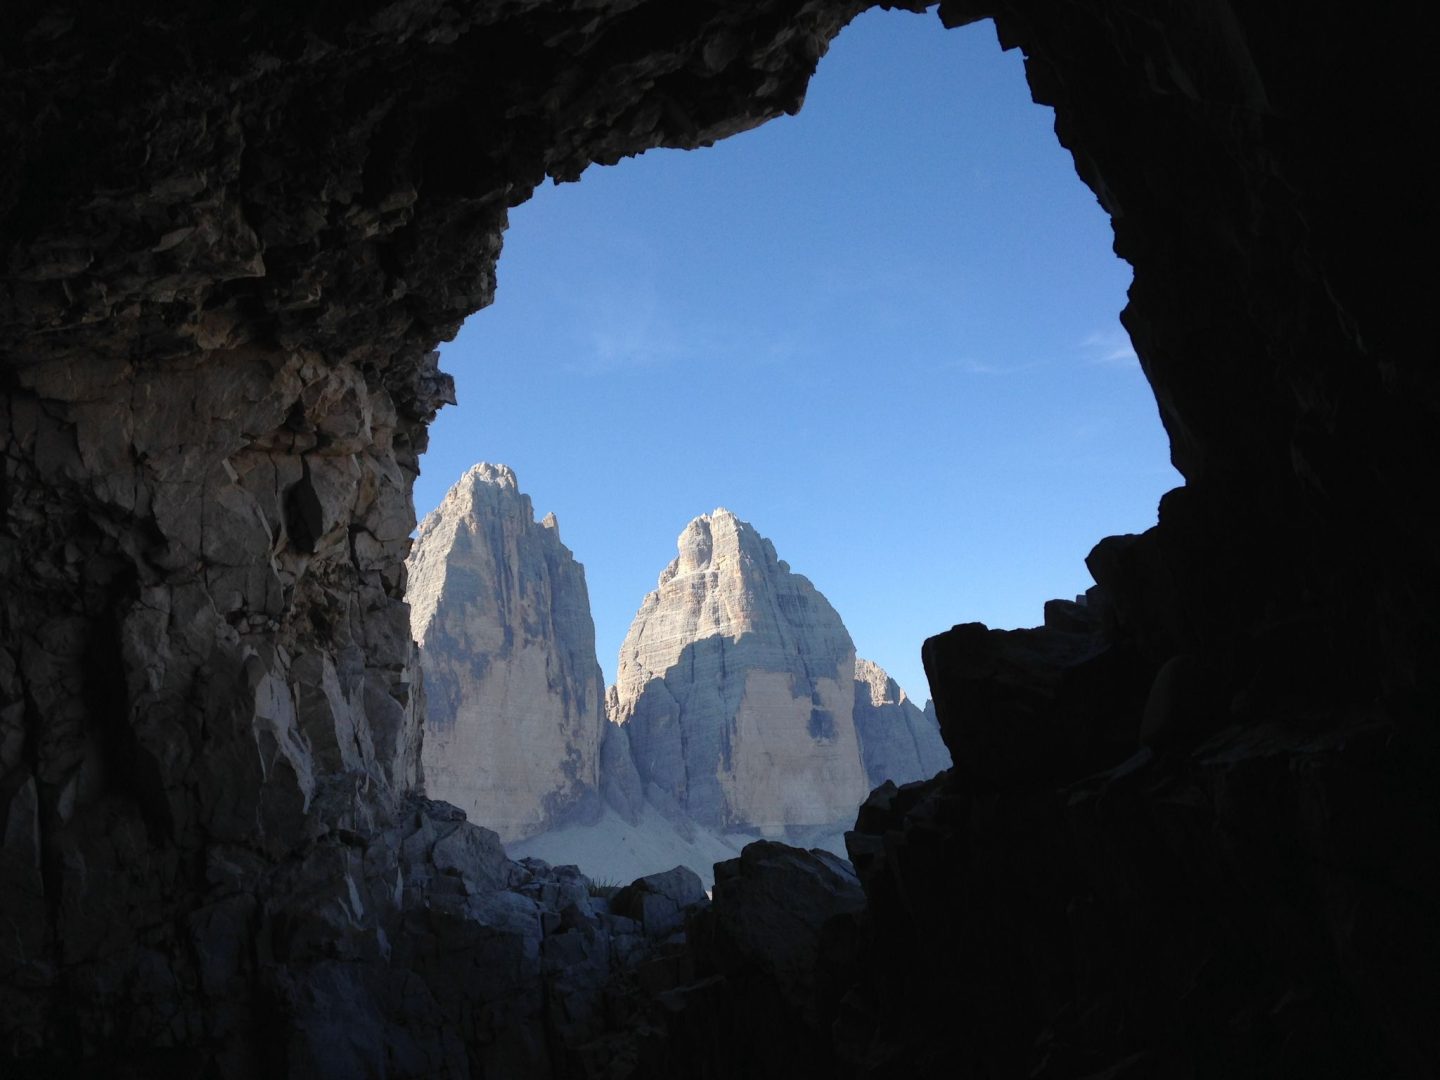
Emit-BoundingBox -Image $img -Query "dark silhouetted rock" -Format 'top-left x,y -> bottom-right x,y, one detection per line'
0,1 -> 871,1070
698,841 -> 864,1023
611,865 -> 708,941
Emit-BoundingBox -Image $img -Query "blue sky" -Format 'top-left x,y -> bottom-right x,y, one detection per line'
414,10 -> 1179,703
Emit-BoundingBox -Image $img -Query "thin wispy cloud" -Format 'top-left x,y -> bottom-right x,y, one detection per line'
575,321 -> 676,375
560,285 -> 802,377
1069,416 -> 1110,441
1080,328 -> 1139,367
939,356 -> 1047,376
807,254 -> 930,310
558,278 -> 680,375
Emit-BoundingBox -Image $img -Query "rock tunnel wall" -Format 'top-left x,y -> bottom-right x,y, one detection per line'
0,0 -> 1434,1075
0,0 -> 875,1066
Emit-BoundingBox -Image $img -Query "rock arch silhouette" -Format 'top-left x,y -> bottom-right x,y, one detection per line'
0,3 -> 1432,1076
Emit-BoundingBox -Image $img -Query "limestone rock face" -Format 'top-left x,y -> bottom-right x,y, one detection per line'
599,694 -> 647,825
612,510 -> 869,831
408,464 -> 605,842
852,658 -> 950,787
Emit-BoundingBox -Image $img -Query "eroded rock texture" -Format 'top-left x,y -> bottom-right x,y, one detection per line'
408,463 -> 605,842
0,319 -> 441,1070
1,0 -> 1435,1076
0,0 -> 874,1072
611,509 -> 870,832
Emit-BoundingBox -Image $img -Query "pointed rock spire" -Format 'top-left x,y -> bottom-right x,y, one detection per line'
407,463 -> 605,842
610,509 -> 869,831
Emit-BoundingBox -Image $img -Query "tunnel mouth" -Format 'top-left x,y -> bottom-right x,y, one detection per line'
414,8 -> 1177,712
406,9 -> 1179,893
2,2 -> 1419,1075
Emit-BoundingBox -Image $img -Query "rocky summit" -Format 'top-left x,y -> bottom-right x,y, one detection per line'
408,464 -> 605,842
440,499 -> 946,890
610,509 -> 870,833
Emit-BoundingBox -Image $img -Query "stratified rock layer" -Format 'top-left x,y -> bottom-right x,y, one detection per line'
408,463 -> 605,842
852,657 -> 950,787
612,510 -> 869,831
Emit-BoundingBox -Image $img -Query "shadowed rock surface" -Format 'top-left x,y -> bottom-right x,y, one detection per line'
408,463 -> 605,842
852,656 -> 950,787
1,1 -> 1434,1076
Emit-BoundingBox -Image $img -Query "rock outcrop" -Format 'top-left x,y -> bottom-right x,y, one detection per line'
408,463 -> 605,842
611,509 -> 870,832
852,657 -> 950,787
623,840 -> 870,1079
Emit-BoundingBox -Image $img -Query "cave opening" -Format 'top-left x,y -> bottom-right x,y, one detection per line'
408,9 -> 1181,884
414,10 -> 1179,705
1,2 -> 1428,1074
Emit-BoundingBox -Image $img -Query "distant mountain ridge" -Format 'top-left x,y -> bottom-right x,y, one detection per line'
408,465 -> 951,880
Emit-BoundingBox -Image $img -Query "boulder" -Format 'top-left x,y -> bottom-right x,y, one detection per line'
695,841 -> 865,1026
610,865 -> 708,941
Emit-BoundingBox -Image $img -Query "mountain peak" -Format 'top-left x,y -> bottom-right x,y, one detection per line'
613,512 -> 864,831
667,507 -> 788,583
462,461 -> 518,492
407,464 -> 603,842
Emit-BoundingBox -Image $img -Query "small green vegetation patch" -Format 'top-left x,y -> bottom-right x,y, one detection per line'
585,875 -> 621,900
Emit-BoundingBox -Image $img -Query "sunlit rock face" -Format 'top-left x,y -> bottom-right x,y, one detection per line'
612,510 -> 869,831
408,463 -> 605,842
852,658 -> 949,787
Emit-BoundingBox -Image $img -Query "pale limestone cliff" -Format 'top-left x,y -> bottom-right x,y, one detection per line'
852,658 -> 951,787
611,509 -> 869,831
408,464 -> 605,842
